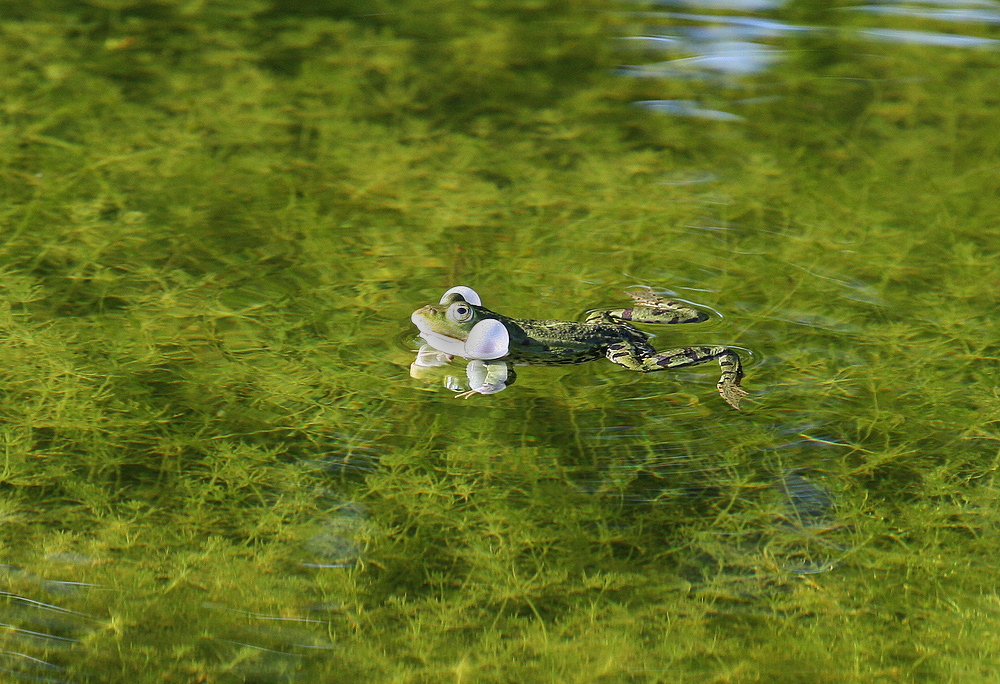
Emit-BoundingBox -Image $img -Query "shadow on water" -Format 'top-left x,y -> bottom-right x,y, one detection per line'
555,405 -> 855,587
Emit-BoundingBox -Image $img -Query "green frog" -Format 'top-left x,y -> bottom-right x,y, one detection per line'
410,285 -> 748,410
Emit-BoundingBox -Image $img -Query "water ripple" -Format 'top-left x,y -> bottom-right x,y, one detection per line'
620,0 -> 1000,119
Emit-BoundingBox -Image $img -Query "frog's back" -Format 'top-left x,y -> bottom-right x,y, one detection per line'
502,317 -> 632,365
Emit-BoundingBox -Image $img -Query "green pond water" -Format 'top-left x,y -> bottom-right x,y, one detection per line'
2,0 -> 1000,681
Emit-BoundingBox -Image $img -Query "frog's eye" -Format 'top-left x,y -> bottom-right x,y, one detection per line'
440,286 -> 482,306
447,302 -> 474,323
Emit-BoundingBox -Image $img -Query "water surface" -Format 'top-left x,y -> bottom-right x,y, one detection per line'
1,0 -> 999,680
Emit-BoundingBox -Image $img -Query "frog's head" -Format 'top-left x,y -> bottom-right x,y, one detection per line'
410,286 -> 510,360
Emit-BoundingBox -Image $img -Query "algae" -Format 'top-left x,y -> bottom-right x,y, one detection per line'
0,0 -> 999,681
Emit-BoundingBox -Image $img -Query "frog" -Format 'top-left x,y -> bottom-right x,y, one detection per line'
410,285 -> 748,410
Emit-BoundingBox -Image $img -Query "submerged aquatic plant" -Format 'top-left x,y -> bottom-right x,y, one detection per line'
0,0 -> 999,681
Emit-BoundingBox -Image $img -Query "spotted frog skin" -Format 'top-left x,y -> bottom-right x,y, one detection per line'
410,286 -> 747,409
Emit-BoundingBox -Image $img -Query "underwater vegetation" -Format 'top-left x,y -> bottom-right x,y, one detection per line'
0,0 -> 999,681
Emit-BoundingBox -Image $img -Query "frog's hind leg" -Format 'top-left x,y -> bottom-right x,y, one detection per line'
607,342 -> 747,410
590,288 -> 707,325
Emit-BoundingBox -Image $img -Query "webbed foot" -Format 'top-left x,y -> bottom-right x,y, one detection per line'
718,377 -> 749,411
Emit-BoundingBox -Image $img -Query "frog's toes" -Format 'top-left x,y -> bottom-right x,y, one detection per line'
718,380 -> 749,411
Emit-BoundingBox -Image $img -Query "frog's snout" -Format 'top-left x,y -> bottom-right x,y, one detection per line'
411,306 -> 434,325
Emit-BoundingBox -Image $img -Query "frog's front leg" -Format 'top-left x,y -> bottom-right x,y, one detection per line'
455,359 -> 517,398
607,342 -> 747,410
